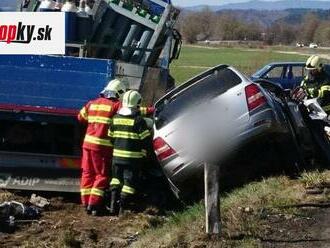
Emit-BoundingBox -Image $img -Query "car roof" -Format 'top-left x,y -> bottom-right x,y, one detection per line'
155,64 -> 229,108
266,62 -> 305,66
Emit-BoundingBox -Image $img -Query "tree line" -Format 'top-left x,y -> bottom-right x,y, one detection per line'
178,9 -> 330,46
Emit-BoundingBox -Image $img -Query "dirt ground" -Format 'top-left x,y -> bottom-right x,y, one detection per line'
0,189 -> 330,248
0,191 -> 167,248
262,206 -> 330,248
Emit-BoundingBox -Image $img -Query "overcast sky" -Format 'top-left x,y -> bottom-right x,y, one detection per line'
172,0 -> 330,7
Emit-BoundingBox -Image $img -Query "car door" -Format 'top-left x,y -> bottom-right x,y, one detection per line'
279,65 -> 305,90
290,65 -> 305,89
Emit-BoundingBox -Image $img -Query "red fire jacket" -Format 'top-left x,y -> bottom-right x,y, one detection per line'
78,97 -> 154,151
78,97 -> 121,151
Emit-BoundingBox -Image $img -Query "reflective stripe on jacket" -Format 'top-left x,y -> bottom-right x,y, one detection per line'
302,71 -> 330,113
78,97 -> 121,151
140,106 -> 155,116
109,113 -> 151,164
117,103 -> 155,117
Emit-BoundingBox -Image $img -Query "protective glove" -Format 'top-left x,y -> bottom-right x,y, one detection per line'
290,87 -> 307,103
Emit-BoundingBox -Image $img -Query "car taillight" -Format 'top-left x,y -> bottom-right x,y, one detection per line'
245,84 -> 267,111
153,137 -> 176,161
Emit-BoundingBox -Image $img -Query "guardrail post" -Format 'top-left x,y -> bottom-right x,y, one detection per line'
204,162 -> 220,236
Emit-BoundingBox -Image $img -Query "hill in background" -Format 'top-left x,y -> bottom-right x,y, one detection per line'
185,0 -> 330,11
215,9 -> 330,27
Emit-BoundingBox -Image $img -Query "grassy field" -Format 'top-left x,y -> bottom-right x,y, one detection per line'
170,45 -> 308,84
134,170 -> 330,247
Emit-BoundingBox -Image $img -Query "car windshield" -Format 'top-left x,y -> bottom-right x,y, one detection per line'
155,67 -> 242,129
252,65 -> 271,78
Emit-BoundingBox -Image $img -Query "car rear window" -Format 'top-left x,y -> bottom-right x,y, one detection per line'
155,67 -> 242,129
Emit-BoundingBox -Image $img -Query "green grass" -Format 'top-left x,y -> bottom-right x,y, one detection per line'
133,170 -> 329,248
300,170 -> 330,188
170,46 -> 308,84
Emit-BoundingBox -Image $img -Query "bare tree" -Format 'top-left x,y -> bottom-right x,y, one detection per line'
314,21 -> 330,46
300,13 -> 320,43
180,8 -> 216,43
217,14 -> 244,40
180,12 -> 201,43
195,7 -> 216,40
178,8 -> 326,45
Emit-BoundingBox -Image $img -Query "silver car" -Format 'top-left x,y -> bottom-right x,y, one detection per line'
152,65 -> 298,200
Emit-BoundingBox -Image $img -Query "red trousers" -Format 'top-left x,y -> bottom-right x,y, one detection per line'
80,148 -> 112,206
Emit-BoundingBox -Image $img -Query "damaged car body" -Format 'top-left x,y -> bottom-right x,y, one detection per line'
153,65 -> 330,200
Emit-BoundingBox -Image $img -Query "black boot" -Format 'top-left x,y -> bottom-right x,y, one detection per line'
119,193 -> 131,216
91,205 -> 106,216
109,189 -> 120,216
86,205 -> 104,216
86,205 -> 92,215
91,205 -> 101,216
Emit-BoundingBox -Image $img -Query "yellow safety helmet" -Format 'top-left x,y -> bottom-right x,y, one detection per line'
122,90 -> 142,108
100,78 -> 127,99
305,55 -> 323,71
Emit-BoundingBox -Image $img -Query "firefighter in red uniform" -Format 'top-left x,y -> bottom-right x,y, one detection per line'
78,78 -> 126,216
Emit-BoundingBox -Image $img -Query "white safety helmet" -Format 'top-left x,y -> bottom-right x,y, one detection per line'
100,78 -> 127,99
305,55 -> 323,71
61,0 -> 78,12
122,90 -> 142,108
39,0 -> 56,9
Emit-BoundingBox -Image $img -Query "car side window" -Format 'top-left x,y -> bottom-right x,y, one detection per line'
266,66 -> 284,79
291,66 -> 304,78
